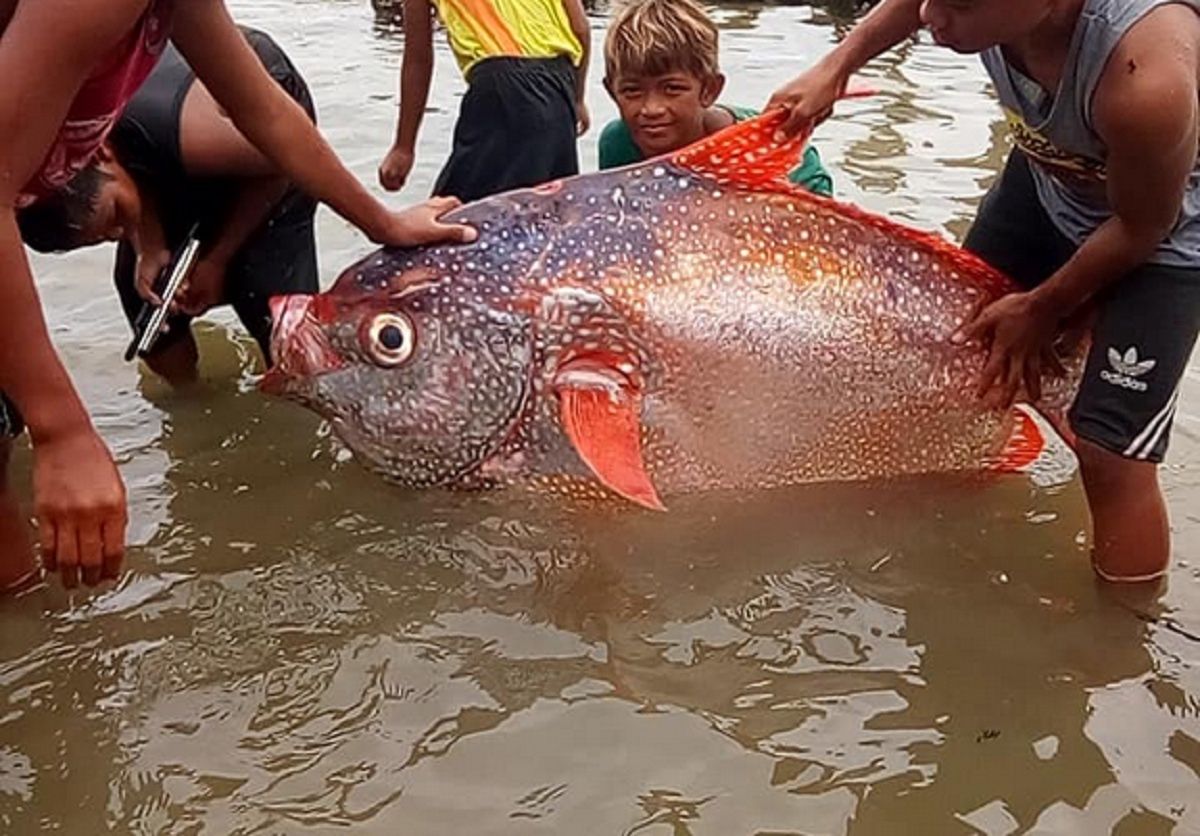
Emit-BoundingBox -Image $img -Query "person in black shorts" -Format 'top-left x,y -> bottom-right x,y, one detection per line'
18,27 -> 317,386
964,151 -> 1200,468
770,0 -> 1200,582
377,0 -> 591,203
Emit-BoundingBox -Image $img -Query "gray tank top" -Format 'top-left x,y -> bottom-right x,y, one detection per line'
980,0 -> 1200,266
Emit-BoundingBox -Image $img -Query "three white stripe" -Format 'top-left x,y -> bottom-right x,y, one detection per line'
1123,386 -> 1181,460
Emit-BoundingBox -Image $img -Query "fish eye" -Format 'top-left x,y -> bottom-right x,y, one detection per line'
363,312 -> 415,367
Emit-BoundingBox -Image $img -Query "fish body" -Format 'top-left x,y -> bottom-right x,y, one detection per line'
263,113 -> 1080,509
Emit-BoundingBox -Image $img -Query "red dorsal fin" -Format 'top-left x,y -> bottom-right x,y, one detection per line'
672,94 -> 1018,298
671,84 -> 875,190
672,108 -> 815,190
554,359 -> 665,511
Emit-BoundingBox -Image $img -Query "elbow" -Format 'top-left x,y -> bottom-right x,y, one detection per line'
1120,214 -> 1177,257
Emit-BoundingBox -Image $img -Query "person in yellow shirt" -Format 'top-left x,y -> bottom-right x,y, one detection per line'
379,0 -> 592,203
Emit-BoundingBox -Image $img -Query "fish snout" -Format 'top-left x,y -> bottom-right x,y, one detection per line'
261,294 -> 344,395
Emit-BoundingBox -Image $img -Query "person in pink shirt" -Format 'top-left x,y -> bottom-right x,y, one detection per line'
0,0 -> 473,592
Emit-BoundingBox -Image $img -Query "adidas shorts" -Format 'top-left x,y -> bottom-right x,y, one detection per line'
964,150 -> 1200,463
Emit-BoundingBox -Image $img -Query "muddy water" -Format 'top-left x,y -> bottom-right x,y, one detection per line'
2,1 -> 1199,833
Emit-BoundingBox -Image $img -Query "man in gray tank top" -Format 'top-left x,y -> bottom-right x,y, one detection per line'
769,0 -> 1200,583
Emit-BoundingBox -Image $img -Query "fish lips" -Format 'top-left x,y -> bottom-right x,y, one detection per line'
261,294 -> 346,397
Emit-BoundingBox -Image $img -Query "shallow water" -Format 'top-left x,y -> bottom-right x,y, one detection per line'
3,1 -> 1200,833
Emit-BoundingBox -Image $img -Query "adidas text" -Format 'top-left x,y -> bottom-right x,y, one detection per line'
1100,370 -> 1149,392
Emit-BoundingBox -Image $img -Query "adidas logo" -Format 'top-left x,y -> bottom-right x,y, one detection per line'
1100,346 -> 1155,392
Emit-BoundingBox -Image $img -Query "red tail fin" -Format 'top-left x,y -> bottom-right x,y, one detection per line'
986,406 -> 1047,473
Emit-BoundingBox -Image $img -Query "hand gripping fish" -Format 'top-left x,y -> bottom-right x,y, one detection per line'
262,110 -> 1081,510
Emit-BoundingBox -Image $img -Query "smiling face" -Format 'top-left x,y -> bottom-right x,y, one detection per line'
919,0 -> 1055,53
608,70 -> 725,158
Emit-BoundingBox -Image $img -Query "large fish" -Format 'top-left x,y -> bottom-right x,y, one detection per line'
262,112 -> 1080,510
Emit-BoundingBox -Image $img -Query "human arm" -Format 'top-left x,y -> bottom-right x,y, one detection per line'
0,0 -> 152,586
171,0 -> 472,245
170,78 -> 290,314
562,0 -> 591,135
957,7 -> 1200,407
177,177 -> 288,316
379,0 -> 435,191
768,0 -> 922,136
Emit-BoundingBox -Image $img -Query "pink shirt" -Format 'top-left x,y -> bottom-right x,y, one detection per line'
18,0 -> 172,206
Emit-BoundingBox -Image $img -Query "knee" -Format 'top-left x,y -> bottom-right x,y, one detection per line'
1075,438 -> 1158,496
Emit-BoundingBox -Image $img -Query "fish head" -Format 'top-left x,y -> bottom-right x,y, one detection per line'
262,259 -> 533,488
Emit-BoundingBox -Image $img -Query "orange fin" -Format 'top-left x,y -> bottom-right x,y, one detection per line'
669,93 -> 1016,297
672,109 -> 817,190
671,84 -> 874,190
555,362 -> 665,511
986,406 -> 1047,473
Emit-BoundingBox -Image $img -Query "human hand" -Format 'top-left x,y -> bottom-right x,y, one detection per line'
372,196 -> 477,248
576,100 -> 591,136
32,425 -> 127,588
379,145 -> 416,192
176,255 -> 228,317
952,290 -> 1065,409
767,60 -> 850,140
134,247 -> 172,306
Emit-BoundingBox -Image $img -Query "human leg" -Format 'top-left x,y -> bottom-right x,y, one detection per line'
112,240 -> 200,385
0,398 -> 38,592
1068,262 -> 1200,580
228,198 -> 319,362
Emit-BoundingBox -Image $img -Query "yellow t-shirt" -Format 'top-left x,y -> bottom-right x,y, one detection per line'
432,0 -> 583,75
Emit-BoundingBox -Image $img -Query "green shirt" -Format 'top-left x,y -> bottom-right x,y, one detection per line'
597,104 -> 834,196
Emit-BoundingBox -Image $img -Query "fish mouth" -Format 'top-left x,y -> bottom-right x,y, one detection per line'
261,294 -> 345,396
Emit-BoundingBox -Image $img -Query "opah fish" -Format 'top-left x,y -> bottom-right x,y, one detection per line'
262,112 -> 1080,509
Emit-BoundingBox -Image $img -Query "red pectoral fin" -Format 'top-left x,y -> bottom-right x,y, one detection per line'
555,363 -> 665,512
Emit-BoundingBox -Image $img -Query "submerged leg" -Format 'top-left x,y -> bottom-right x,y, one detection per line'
1077,439 -> 1169,583
0,440 -> 39,593
144,329 -> 200,386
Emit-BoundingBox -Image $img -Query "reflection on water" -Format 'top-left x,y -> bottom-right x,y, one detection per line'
2,1 -> 1199,833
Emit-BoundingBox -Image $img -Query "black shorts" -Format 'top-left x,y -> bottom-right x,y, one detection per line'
113,192 -> 318,362
964,150 -> 1200,462
433,55 -> 579,203
0,393 -> 21,440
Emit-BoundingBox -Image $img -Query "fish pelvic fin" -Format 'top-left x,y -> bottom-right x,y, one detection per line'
554,359 -> 666,512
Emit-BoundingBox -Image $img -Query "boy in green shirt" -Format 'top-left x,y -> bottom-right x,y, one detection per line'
597,0 -> 832,195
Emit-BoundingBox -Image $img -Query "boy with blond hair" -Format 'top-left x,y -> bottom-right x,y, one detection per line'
379,0 -> 592,203
599,0 -> 832,194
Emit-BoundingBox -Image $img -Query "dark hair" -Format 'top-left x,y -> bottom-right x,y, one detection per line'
16,164 -> 111,253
